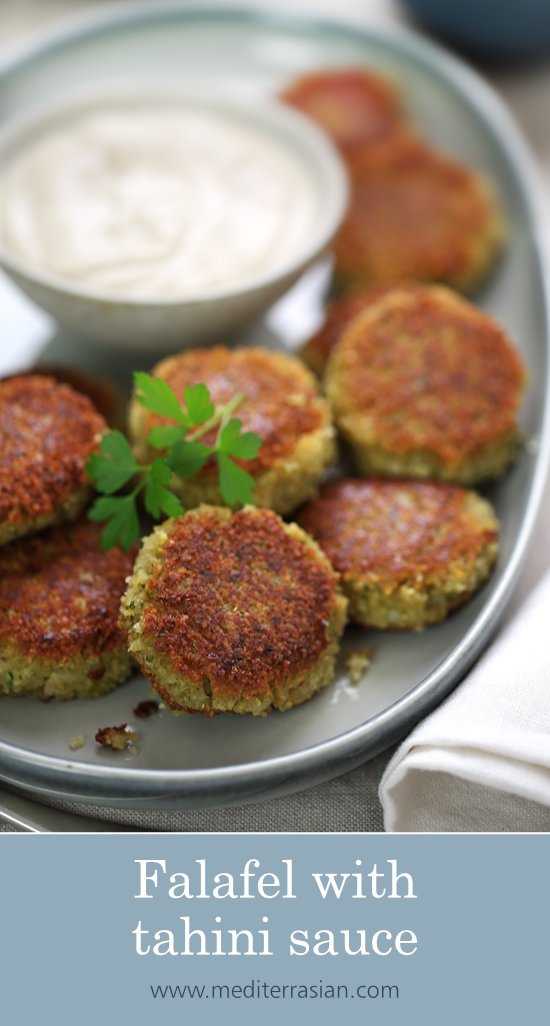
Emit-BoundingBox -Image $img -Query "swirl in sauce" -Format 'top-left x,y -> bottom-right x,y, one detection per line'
1,100 -> 319,299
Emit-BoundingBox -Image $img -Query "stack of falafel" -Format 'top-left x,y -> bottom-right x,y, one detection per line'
0,373 -> 135,700
0,67 -> 526,718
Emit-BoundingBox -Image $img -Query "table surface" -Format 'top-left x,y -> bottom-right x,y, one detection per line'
0,0 -> 549,833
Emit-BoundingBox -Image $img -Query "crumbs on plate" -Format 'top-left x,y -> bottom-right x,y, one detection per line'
133,699 -> 160,719
345,648 -> 372,685
95,723 -> 138,753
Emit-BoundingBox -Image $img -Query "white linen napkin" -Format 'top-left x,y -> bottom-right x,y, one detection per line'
380,477 -> 550,832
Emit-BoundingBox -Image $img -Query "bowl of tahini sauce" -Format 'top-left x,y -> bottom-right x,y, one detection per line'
0,91 -> 347,351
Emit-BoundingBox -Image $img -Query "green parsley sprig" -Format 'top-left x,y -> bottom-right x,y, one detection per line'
86,372 -> 263,551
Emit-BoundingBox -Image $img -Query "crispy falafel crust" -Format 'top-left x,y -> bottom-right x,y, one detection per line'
333,136 -> 505,293
21,365 -> 125,428
326,286 -> 526,484
0,374 -> 106,545
280,68 -> 406,154
299,478 -> 499,629
120,506 -> 348,716
0,520 -> 134,699
301,281 -> 419,376
129,347 -> 335,515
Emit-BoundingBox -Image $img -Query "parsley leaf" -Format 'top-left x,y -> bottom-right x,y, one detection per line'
87,376 -> 263,550
218,419 -> 263,461
134,371 -> 187,424
217,453 -> 256,507
144,460 -> 185,520
86,431 -> 139,494
147,425 -> 185,449
184,383 -> 215,426
168,439 -> 212,478
88,494 -> 140,552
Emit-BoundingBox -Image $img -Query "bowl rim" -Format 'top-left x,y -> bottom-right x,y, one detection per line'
0,84 -> 348,308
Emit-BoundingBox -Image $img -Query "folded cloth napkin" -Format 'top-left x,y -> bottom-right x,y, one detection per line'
380,479 -> 550,832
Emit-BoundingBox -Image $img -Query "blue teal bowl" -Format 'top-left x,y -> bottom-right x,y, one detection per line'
401,0 -> 550,60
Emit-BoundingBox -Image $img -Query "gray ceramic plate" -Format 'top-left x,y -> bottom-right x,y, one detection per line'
0,3 -> 548,812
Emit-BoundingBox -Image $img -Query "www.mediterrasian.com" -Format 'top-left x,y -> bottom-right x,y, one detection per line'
149,980 -> 399,1001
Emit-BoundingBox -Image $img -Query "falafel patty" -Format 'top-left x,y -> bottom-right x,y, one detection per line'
333,136 -> 504,293
120,506 -> 348,716
280,67 -> 406,155
0,374 -> 106,546
0,519 -> 135,699
299,478 -> 499,630
300,281 -> 418,376
26,364 -> 125,428
326,285 -> 526,484
129,347 -> 335,515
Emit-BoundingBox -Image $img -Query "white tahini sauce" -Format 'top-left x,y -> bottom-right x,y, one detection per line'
0,101 -> 319,298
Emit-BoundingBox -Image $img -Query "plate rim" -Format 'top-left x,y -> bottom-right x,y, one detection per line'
0,2 -> 549,807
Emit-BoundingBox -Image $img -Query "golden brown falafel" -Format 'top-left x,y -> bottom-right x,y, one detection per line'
299,478 -> 499,629
333,136 -> 504,293
120,506 -> 348,716
325,285 -> 526,484
280,67 -> 406,155
0,519 -> 135,699
300,281 -> 419,376
0,374 -> 106,546
129,347 -> 335,515
26,365 -> 125,428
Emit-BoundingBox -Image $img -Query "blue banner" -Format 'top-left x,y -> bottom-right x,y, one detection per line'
0,834 -> 547,1024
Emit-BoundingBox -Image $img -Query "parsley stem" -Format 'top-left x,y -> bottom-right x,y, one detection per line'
188,391 -> 245,442
130,478 -> 147,498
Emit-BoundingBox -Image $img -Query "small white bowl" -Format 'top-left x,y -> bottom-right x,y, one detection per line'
0,90 -> 348,353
